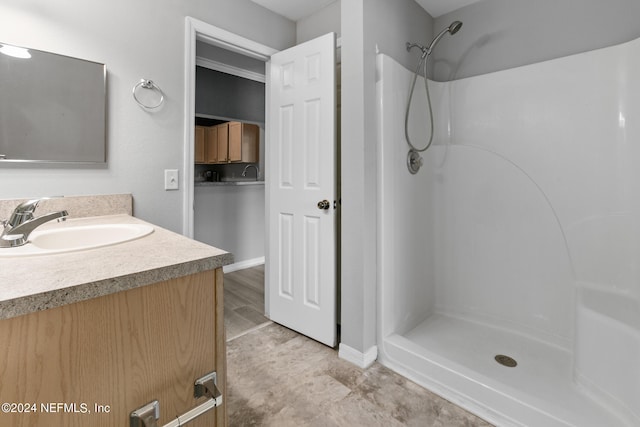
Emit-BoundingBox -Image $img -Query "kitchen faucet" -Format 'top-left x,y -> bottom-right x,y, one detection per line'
242,164 -> 260,180
0,198 -> 68,248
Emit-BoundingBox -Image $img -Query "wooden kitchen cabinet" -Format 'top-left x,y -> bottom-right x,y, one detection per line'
195,125 -> 206,164
216,123 -> 229,163
195,121 -> 259,164
228,121 -> 259,163
0,270 -> 227,427
206,126 -> 219,163
196,125 -> 220,164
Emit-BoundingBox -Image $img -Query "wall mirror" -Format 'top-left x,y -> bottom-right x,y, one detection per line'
0,42 -> 106,163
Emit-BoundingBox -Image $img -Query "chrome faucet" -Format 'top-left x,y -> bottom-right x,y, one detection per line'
0,198 -> 69,248
242,164 -> 260,180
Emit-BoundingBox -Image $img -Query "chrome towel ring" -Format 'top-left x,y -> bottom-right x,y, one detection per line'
132,79 -> 164,110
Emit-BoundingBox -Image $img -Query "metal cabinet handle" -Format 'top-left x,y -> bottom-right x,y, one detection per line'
130,372 -> 222,427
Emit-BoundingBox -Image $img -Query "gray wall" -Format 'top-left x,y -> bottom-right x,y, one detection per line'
296,1 -> 341,44
195,67 -> 265,123
340,0 -> 433,355
0,0 -> 295,233
195,185 -> 265,265
432,0 -> 640,81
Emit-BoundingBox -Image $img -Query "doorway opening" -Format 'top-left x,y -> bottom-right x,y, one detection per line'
184,18 -> 276,332
184,17 -> 340,347
193,46 -> 267,272
182,17 -> 277,239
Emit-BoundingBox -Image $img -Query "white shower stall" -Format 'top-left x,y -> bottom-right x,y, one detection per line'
376,36 -> 640,426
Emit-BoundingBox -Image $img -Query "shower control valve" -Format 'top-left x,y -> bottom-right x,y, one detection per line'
407,149 -> 423,174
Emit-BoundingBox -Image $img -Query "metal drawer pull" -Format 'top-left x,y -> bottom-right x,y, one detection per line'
130,371 -> 222,427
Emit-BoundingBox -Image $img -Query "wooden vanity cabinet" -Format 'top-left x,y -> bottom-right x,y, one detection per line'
0,269 -> 227,427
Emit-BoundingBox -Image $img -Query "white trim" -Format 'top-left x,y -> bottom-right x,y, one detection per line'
194,22 -> 278,61
196,56 -> 266,83
338,343 -> 378,368
183,16 -> 278,238
264,60 -> 272,318
222,256 -> 265,273
183,17 -> 197,238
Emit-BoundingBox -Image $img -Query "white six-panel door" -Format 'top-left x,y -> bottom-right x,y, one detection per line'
267,33 -> 337,347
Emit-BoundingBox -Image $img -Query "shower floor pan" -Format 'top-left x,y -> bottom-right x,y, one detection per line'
380,314 -> 629,426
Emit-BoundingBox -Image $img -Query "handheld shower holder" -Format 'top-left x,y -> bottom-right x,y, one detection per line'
406,42 -> 428,58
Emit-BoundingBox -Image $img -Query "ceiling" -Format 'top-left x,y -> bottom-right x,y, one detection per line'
414,0 -> 481,17
250,0 -> 337,21
250,0 -> 481,21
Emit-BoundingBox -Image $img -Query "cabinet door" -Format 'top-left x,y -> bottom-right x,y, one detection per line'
216,123 -> 229,163
195,126 -> 206,164
0,270 -> 227,427
228,122 -> 242,162
240,123 -> 259,163
205,126 -> 218,163
228,122 -> 259,163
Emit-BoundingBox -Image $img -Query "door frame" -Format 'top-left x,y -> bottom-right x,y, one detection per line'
182,17 -> 277,238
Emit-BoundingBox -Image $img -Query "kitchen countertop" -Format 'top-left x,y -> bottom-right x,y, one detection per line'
195,180 -> 264,187
0,214 -> 233,320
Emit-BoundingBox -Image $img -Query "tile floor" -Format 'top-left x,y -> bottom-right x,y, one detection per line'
223,267 -> 492,426
224,265 -> 270,340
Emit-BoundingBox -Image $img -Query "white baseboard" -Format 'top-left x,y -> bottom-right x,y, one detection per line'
338,343 -> 378,369
223,256 -> 265,273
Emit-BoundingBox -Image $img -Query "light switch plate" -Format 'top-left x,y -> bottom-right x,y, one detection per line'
164,169 -> 179,190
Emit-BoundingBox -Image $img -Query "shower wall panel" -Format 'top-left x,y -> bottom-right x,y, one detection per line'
378,35 -> 640,346
448,36 -> 640,298
377,34 -> 640,427
377,56 -> 447,336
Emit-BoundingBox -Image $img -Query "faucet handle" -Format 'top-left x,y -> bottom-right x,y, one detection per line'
15,199 -> 43,213
7,198 -> 44,228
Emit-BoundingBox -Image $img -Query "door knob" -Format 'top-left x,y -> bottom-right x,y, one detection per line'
317,200 -> 330,210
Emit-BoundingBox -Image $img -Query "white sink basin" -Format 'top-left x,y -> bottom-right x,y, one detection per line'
0,222 -> 154,257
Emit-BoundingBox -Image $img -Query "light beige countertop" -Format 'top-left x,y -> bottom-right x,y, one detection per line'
194,180 -> 265,187
0,214 -> 233,321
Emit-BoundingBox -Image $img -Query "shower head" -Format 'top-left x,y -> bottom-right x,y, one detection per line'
449,21 -> 463,35
426,21 -> 463,55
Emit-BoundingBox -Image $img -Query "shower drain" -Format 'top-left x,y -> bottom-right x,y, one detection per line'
495,354 -> 518,367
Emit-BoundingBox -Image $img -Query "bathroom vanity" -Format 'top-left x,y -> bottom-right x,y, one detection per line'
0,195 -> 232,427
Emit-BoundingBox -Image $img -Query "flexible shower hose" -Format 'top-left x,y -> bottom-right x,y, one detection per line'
404,54 -> 435,152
